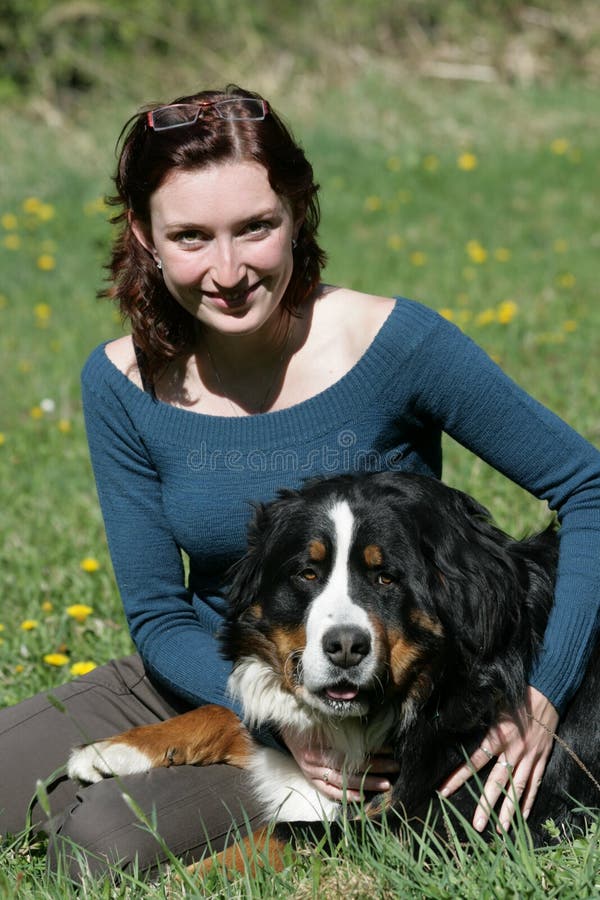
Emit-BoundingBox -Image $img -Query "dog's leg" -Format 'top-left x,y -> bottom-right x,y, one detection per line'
188,824 -> 293,880
68,705 -> 252,783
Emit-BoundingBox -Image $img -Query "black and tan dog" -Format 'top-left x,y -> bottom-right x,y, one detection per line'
68,472 -> 599,871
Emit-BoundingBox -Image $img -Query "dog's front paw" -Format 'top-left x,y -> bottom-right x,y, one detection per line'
67,740 -> 153,783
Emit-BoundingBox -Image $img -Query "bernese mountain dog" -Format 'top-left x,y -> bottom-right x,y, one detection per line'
68,472 -> 599,871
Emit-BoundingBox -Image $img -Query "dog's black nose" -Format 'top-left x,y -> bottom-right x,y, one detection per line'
322,626 -> 371,668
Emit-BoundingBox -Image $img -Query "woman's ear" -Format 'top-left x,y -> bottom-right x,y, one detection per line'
128,210 -> 158,262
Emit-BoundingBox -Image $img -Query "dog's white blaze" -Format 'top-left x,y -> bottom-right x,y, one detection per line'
302,500 -> 375,688
67,741 -> 152,784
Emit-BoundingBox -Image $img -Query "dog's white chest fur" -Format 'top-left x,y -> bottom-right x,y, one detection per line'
229,656 -> 398,822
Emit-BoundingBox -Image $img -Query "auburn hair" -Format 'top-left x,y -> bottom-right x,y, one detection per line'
101,85 -> 326,387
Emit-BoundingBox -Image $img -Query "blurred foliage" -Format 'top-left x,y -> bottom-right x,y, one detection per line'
0,0 -> 599,108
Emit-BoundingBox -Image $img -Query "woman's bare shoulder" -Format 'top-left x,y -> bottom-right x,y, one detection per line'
104,335 -> 143,388
317,286 -> 395,341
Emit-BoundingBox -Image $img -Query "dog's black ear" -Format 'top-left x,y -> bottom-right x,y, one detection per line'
419,485 -> 555,661
226,502 -> 272,618
226,489 -> 304,618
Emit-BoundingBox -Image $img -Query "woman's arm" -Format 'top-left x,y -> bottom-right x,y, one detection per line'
81,355 -> 237,712
408,307 -> 600,827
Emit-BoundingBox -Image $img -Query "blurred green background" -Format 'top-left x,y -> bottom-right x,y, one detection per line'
1,0 -> 599,701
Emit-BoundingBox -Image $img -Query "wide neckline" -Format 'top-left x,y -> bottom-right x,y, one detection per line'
100,296 -> 404,427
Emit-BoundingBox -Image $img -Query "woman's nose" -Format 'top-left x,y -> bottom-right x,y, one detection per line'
209,239 -> 246,288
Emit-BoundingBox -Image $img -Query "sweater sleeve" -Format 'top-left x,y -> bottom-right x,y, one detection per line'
412,310 -> 600,713
81,358 -> 238,713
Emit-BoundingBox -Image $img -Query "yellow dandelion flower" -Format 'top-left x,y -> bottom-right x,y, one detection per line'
0,623 -> 4,632
34,303 -> 52,321
563,320 -> 577,333
386,156 -> 402,172
475,309 -> 497,326
1,213 -> 18,230
364,195 -> 383,212
466,240 -> 488,264
410,251 -> 427,267
457,152 -> 478,171
30,406 -> 43,420
44,653 -> 70,667
550,138 -> 570,156
557,272 -> 576,289
71,661 -> 98,677
553,239 -> 568,254
0,433 -> 5,447
494,247 -> 511,262
15,664 -> 25,674
67,603 -> 94,623
23,197 -> 42,214
37,254 -> 56,271
80,557 -> 101,573
41,600 -> 53,613
386,234 -> 404,251
497,300 -> 519,324
422,154 -> 440,173
58,419 -> 72,434
20,619 -> 39,631
3,234 -> 21,250
439,308 -> 455,321
36,203 -> 55,221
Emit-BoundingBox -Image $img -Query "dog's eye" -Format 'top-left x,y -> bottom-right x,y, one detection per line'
377,572 -> 395,586
299,567 -> 318,581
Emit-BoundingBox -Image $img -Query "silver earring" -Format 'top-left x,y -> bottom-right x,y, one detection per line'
156,259 -> 163,270
292,239 -> 298,250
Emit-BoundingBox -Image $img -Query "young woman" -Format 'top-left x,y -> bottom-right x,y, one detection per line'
1,86 -> 599,881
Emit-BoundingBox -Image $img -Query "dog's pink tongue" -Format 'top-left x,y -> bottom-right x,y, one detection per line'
326,687 -> 358,701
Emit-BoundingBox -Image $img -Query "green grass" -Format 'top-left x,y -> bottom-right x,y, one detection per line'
1,69 -> 599,896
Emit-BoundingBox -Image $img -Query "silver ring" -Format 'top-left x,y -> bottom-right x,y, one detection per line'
480,745 -> 494,760
500,760 -> 514,771
323,768 -> 331,784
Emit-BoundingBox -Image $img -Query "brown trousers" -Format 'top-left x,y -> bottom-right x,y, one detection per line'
0,655 -> 264,881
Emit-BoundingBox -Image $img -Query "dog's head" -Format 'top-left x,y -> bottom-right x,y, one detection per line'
222,472 -> 557,728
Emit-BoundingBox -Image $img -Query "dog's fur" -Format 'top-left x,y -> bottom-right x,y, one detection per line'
68,472 -> 599,868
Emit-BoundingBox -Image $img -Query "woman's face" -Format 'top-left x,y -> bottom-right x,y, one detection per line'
134,160 -> 298,337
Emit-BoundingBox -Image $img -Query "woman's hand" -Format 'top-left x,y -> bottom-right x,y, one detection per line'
439,686 -> 559,833
281,726 -> 400,803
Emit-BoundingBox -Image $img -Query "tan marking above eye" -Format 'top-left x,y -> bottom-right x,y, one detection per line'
308,539 -> 327,561
363,544 -> 383,568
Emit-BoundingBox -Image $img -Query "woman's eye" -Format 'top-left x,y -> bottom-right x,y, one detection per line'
176,230 -> 204,244
244,220 -> 272,235
377,572 -> 395,586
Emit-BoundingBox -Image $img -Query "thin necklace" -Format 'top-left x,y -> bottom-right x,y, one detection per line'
202,315 -> 294,415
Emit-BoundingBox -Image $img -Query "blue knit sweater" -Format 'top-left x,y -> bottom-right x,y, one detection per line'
82,297 -> 600,716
